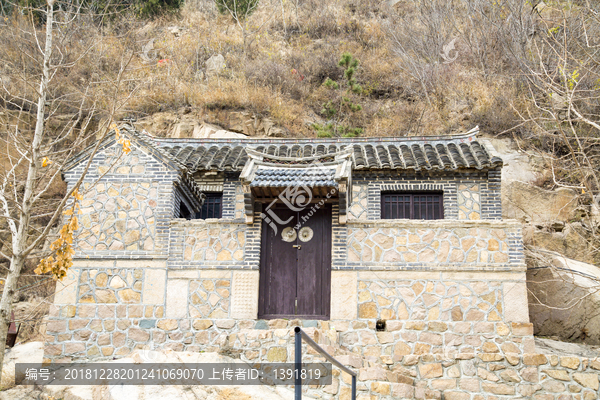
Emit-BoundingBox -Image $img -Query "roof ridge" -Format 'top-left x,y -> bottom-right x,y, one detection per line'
144,126 -> 481,145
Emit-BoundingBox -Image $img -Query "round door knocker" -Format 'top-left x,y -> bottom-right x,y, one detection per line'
281,227 -> 297,242
298,227 -> 313,242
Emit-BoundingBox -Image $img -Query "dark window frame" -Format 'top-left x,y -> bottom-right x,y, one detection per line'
196,192 -> 223,219
381,192 -> 444,220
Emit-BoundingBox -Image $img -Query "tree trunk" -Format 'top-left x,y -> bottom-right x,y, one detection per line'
0,0 -> 53,379
0,256 -> 25,379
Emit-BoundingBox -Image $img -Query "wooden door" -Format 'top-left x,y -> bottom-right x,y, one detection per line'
258,204 -> 331,319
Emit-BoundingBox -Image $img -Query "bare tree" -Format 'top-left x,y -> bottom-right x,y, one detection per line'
214,0 -> 273,54
0,0 -> 141,375
386,0 -> 600,335
512,3 -> 600,231
386,0 -> 459,107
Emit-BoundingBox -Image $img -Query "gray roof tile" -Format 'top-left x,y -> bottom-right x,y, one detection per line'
124,126 -> 502,173
250,168 -> 338,188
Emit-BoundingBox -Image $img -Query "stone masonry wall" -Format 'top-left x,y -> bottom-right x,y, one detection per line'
47,263 -> 529,362
182,225 -> 245,262
344,220 -> 524,268
356,278 -> 505,324
380,346 -> 600,400
168,218 -> 261,269
457,182 -> 481,220
77,182 -> 158,253
77,268 -> 144,304
65,142 -> 179,258
43,315 -> 600,399
47,259 -> 167,360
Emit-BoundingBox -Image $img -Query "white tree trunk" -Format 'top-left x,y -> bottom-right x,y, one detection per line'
0,0 -> 53,377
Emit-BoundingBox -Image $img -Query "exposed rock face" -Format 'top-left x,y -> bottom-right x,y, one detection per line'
135,109 -> 285,139
493,137 -> 581,226
535,337 -> 600,358
226,111 -> 286,137
503,181 -> 579,223
527,250 -> 600,344
494,137 -> 598,265
524,222 -> 598,265
492,139 -> 600,344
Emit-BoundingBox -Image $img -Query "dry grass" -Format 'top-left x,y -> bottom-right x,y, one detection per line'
0,0 -> 531,139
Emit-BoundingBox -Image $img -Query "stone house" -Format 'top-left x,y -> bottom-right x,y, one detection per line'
47,125 -> 530,358
45,126 -> 600,399
44,125 -> 558,392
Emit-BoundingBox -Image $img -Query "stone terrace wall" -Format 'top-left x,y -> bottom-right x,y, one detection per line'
389,350 -> 600,400
356,277 -> 506,324
167,218 -> 261,269
43,316 -> 600,399
47,259 -> 167,360
343,220 -> 524,269
47,269 -> 529,364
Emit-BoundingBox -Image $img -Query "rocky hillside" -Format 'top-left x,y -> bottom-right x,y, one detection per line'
497,138 -> 600,344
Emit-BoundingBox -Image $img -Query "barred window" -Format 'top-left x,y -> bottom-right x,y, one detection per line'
381,192 -> 443,220
196,193 -> 223,219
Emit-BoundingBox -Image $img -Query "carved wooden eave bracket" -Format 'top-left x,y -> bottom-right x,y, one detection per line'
174,171 -> 206,214
240,146 -> 354,224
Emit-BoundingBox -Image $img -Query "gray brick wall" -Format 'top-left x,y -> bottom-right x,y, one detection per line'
221,173 -> 239,219
355,169 -> 502,221
331,204 -> 347,270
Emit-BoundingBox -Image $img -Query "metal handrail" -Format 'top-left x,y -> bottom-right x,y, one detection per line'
294,326 -> 357,400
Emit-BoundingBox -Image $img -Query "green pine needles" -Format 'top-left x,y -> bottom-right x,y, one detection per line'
214,0 -> 260,21
313,53 -> 364,138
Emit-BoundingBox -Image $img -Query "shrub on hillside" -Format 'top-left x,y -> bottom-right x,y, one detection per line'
0,0 -> 183,20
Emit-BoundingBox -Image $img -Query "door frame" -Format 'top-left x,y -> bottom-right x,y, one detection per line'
257,203 -> 332,320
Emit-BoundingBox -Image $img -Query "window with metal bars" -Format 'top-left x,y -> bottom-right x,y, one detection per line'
196,193 -> 223,219
381,192 -> 444,220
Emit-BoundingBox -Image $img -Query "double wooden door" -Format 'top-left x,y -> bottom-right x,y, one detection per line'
258,204 -> 331,320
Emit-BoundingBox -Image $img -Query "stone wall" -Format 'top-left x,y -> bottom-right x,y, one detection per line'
343,220 -> 524,269
356,277 -> 504,323
47,262 -> 529,363
47,259 -> 167,360
167,217 -> 261,269
457,182 -> 481,220
182,224 -> 245,262
330,269 -> 529,324
77,182 -> 159,253
384,349 -> 600,400
65,142 -> 179,258
43,314 -> 600,400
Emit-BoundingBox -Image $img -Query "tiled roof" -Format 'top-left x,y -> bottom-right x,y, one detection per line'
125,126 -> 503,172
250,168 -> 338,188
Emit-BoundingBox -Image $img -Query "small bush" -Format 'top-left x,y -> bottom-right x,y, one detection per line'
136,0 -> 183,17
214,0 -> 259,20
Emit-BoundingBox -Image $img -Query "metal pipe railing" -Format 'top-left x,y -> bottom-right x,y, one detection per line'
294,326 -> 357,400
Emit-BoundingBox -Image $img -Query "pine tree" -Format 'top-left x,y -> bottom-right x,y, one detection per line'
313,52 -> 364,138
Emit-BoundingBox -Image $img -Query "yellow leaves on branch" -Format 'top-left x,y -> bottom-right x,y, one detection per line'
34,189 -> 82,281
112,124 -> 132,155
35,124 -> 129,280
